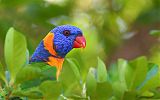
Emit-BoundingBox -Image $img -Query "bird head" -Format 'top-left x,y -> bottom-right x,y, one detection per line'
51,25 -> 86,58
30,25 -> 86,79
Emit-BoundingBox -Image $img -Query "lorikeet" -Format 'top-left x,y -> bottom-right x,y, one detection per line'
30,25 -> 86,79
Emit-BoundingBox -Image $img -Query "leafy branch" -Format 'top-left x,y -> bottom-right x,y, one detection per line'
0,28 -> 160,99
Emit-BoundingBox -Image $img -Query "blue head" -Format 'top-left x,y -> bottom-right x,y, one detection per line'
51,25 -> 86,58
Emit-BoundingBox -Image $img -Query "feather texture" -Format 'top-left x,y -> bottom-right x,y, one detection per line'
30,25 -> 86,79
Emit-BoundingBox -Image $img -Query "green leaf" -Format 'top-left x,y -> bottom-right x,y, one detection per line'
125,56 -> 148,90
113,59 -> 128,98
117,59 -> 128,89
59,59 -> 82,97
40,65 -> 57,81
97,57 -> 107,82
12,87 -> 43,99
122,91 -> 137,100
39,80 -> 62,100
140,91 -> 154,98
20,78 -> 42,89
86,68 -> 97,96
89,82 -> 113,100
95,82 -> 113,100
86,68 -> 112,99
0,61 -> 7,84
15,63 -> 57,89
149,30 -> 160,36
62,82 -> 83,98
15,64 -> 42,84
4,27 -> 27,83
108,63 -> 119,82
15,63 -> 56,84
138,64 -> 160,92
66,58 -> 81,81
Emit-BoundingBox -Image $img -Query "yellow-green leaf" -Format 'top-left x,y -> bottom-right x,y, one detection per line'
39,81 -> 62,100
97,57 -> 107,82
0,61 -> 7,84
86,68 -> 97,96
4,27 -> 27,83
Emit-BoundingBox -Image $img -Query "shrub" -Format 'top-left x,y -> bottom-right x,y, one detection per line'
0,28 -> 160,100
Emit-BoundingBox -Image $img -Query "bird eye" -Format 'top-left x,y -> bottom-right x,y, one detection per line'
63,30 -> 70,36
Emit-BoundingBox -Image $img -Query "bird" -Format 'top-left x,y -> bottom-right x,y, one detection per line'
30,25 -> 86,79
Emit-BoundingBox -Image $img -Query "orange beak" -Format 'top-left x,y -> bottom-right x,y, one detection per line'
73,35 -> 86,48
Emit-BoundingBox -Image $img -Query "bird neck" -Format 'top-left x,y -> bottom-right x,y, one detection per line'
43,32 -> 58,57
43,32 -> 64,79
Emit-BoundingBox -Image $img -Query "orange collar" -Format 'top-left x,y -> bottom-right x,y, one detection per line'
43,32 -> 64,79
43,32 -> 57,57
47,56 -> 64,79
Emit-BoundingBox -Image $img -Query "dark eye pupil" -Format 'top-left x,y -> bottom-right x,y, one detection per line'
63,30 -> 70,36
65,31 -> 69,35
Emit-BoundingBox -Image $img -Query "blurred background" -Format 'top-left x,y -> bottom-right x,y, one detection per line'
0,0 -> 160,70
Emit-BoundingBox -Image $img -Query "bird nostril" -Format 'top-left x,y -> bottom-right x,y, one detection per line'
77,33 -> 82,36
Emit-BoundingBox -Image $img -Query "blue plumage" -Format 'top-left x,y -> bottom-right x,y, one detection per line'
30,41 -> 51,62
